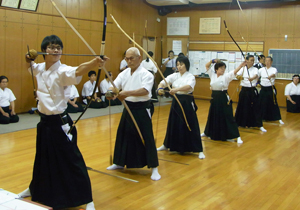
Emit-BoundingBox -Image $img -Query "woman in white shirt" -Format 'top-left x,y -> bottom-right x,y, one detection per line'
284,74 -> 300,113
0,75 -> 19,124
201,59 -> 246,143
141,51 -> 158,101
156,56 -> 205,159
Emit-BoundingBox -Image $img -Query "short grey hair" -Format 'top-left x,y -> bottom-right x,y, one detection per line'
126,47 -> 141,56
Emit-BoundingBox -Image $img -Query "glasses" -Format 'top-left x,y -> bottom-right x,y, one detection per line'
125,56 -> 139,62
47,45 -> 62,51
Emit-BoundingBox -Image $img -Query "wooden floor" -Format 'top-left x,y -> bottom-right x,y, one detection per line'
1,99 -> 300,210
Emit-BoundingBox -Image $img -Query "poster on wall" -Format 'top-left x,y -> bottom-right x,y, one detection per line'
167,17 -> 190,36
199,17 -> 221,34
172,40 -> 182,55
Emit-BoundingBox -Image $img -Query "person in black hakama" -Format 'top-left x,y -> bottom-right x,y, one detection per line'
106,47 -> 160,181
235,55 -> 267,132
82,70 -> 107,109
163,50 -> 176,98
284,74 -> 300,113
257,56 -> 284,124
66,85 -> 84,113
19,35 -> 108,210
141,51 -> 158,102
201,59 -> 246,143
99,71 -> 122,106
0,76 -> 19,124
156,56 -> 205,159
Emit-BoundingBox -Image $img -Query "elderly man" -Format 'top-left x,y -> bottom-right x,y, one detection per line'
258,56 -> 284,124
106,47 -> 160,181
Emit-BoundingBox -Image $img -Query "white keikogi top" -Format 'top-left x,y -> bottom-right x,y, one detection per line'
285,82 -> 300,99
163,57 -> 176,68
207,67 -> 236,91
141,59 -> 157,74
112,65 -> 154,102
120,59 -> 128,70
159,71 -> 195,94
28,61 -> 82,115
82,80 -> 99,97
69,85 -> 79,100
100,79 -> 111,94
82,80 -> 99,104
236,66 -> 258,87
0,88 -> 16,107
258,66 -> 277,86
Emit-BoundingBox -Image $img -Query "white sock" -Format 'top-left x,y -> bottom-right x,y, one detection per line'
201,133 -> 207,137
237,137 -> 243,144
157,145 -> 167,151
151,167 -> 161,181
86,201 -> 95,210
260,127 -> 267,132
199,152 -> 205,159
18,188 -> 31,198
106,164 -> 124,170
279,120 -> 284,125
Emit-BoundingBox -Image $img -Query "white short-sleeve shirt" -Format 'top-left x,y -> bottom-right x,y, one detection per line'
207,66 -> 236,91
100,79 -> 111,94
120,59 -> 128,70
112,65 -> 154,102
163,57 -> 176,68
28,61 -> 82,115
82,80 -> 99,97
141,59 -> 157,74
236,66 -> 258,87
285,82 -> 300,99
0,88 -> 16,107
159,71 -> 195,94
258,66 -> 277,86
69,85 -> 79,100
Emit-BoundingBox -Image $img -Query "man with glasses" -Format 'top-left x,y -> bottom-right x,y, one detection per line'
106,47 -> 161,181
19,35 -> 108,210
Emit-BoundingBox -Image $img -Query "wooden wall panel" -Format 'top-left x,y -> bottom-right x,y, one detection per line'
5,10 -> 22,23
66,0 -> 79,18
279,7 -> 294,38
249,8 -> 265,38
4,22 -> 23,113
0,23 -> 5,77
91,0 -> 102,21
264,8 -> 280,38
37,0 -> 54,15
79,0 -> 91,20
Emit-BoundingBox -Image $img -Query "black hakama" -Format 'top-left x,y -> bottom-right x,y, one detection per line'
112,100 -> 159,168
235,87 -> 262,127
148,70 -> 158,102
0,106 -> 19,124
163,94 -> 203,153
163,67 -> 174,98
104,98 -> 122,106
66,99 -> 84,113
163,67 -> 174,78
286,95 -> 300,113
29,113 -> 93,209
84,97 -> 107,109
204,90 -> 240,141
258,86 -> 282,121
